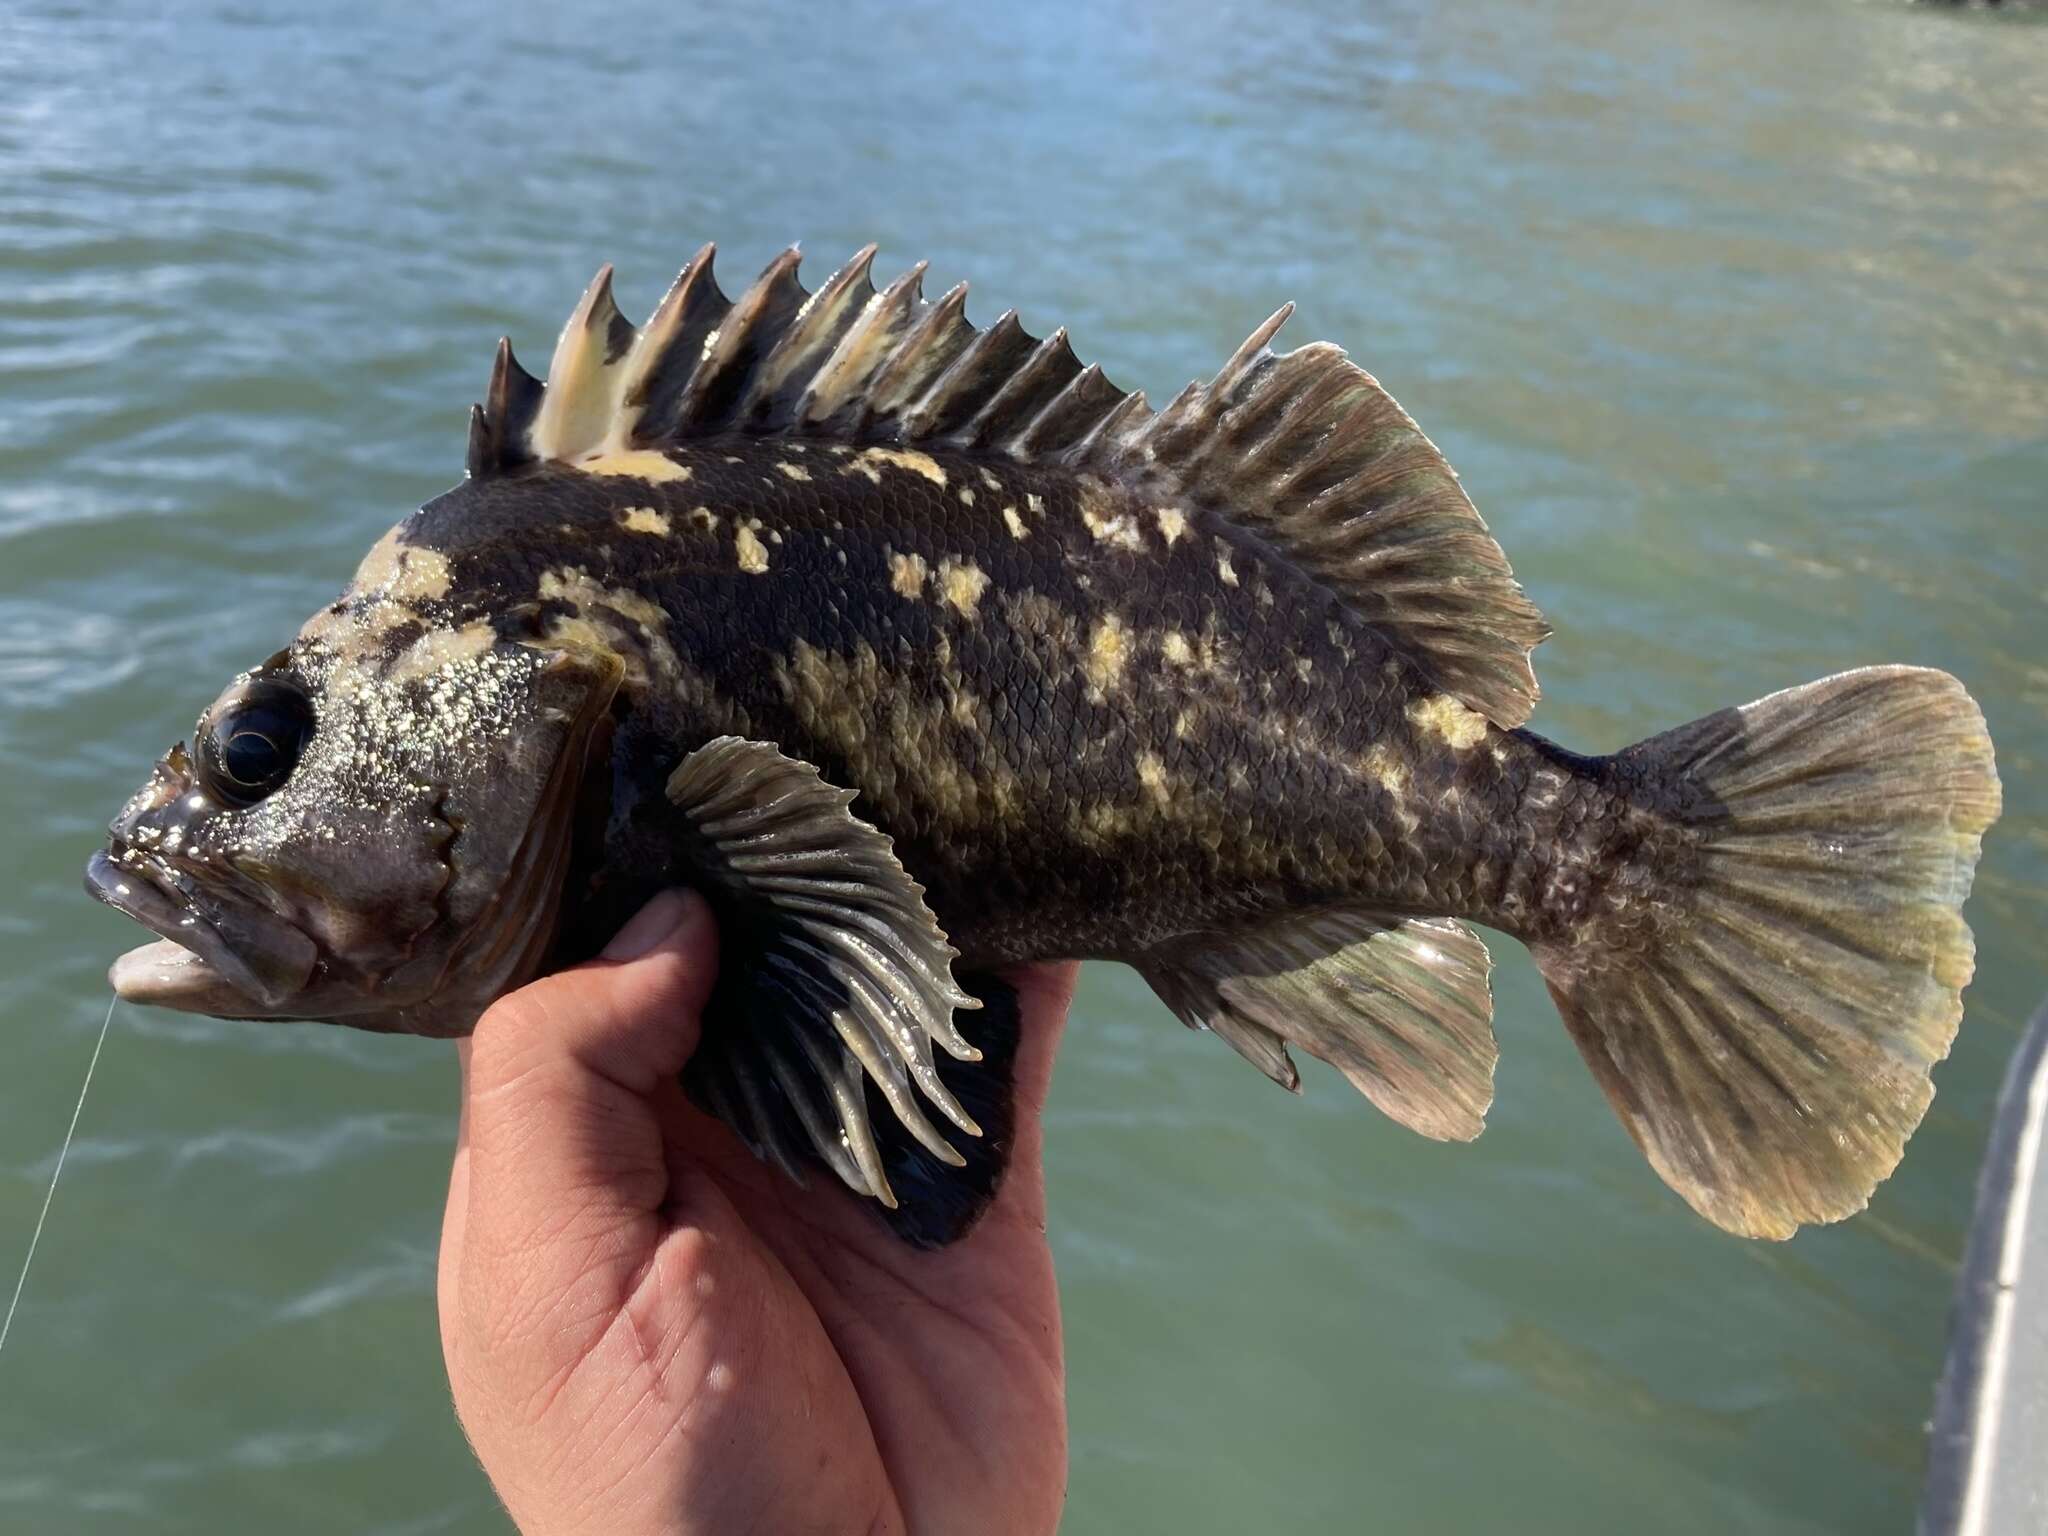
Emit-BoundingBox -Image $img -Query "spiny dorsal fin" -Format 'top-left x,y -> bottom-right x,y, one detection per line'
470,245 -> 1548,726
627,242 -> 728,441
529,264 -> 636,462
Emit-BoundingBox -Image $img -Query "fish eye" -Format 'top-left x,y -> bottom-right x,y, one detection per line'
198,680 -> 314,807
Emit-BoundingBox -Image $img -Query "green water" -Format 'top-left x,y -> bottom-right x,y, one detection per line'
3,0 -> 2044,1530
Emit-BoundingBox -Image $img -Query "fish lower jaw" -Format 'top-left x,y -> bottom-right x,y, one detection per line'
107,939 -> 278,1016
85,849 -> 315,1012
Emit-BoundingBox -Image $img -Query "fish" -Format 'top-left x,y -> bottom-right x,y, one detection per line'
85,242 -> 2002,1247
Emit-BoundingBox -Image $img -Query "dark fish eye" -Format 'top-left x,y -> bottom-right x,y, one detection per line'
198,680 -> 314,807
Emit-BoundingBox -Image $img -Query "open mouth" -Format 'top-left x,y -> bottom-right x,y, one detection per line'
84,850 -> 317,1013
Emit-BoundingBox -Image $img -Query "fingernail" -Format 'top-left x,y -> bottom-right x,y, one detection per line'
602,890 -> 694,961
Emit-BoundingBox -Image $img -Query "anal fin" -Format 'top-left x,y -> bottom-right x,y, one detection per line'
1139,910 -> 1497,1141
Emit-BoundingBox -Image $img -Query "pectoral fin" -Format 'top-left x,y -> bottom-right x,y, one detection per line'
666,737 -> 1013,1242
1139,910 -> 1497,1141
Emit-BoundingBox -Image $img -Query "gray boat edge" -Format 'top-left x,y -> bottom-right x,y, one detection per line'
1920,994 -> 2048,1534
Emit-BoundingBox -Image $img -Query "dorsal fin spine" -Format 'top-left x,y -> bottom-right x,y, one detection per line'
902,309 -> 1031,440
623,245 -> 715,409
463,403 -> 492,479
742,244 -> 878,425
482,337 -> 543,471
964,327 -> 1077,448
679,245 -> 805,430
1138,380 -> 1204,451
801,261 -> 929,426
624,245 -> 730,445
1015,362 -> 1122,459
1211,303 -> 1294,400
859,280 -> 971,428
531,264 -> 637,461
1066,386 -> 1149,464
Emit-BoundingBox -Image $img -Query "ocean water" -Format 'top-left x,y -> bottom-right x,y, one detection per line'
1,0 -> 2044,1530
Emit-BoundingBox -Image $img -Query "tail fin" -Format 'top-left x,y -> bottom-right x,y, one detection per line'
1530,666 -> 2000,1239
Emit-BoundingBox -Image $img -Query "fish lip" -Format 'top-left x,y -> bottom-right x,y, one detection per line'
84,849 -> 315,1009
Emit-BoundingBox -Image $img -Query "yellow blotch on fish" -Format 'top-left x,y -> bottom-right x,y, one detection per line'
533,568 -> 683,692
937,558 -> 990,618
1159,625 -> 1231,679
850,448 -> 947,488
1407,693 -> 1490,749
776,462 -> 812,483
536,567 -> 671,634
1362,744 -> 1420,833
387,620 -> 496,685
578,449 -> 693,484
1137,751 -> 1172,809
620,506 -> 670,536
1086,614 -> 1131,695
1079,482 -> 1145,553
1002,505 -> 1029,541
1153,506 -> 1188,546
1214,540 -> 1240,587
1362,743 -> 1409,795
888,550 -> 929,598
351,527 -> 452,604
734,522 -> 771,575
295,590 -> 419,653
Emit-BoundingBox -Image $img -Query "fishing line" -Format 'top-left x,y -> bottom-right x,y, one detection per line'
0,993 -> 118,1359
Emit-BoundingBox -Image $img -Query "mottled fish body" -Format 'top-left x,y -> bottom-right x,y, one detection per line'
89,245 -> 2000,1246
400,447 -> 1538,959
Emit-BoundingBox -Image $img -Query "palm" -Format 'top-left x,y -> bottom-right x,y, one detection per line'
653,1077 -> 1068,1535
440,947 -> 1076,1536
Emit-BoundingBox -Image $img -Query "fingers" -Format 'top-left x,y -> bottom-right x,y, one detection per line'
437,1037 -> 483,1368
1004,960 -> 1080,1126
970,961 -> 1078,1240
444,892 -> 912,1535
453,890 -> 719,1386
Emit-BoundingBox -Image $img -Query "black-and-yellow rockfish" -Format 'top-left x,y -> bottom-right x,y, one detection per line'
88,243 -> 2001,1245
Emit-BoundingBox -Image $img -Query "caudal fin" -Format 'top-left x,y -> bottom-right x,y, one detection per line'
1530,666 -> 2000,1239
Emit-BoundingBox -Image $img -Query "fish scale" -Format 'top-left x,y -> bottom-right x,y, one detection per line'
89,242 -> 2000,1247
424,445 -> 1506,968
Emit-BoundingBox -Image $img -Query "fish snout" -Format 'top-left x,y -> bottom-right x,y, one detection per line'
85,848 -> 319,1013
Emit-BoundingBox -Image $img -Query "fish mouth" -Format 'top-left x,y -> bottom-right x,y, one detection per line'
85,850 -> 319,1015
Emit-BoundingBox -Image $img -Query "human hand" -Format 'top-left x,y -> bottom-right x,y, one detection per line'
437,889 -> 1078,1536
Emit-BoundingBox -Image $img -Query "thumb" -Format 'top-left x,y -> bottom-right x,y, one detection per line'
457,889 -> 719,1352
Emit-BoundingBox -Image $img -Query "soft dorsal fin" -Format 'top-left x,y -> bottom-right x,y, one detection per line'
471,245 -> 1549,727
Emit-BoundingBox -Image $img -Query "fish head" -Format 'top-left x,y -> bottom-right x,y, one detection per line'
86,530 -> 623,1036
